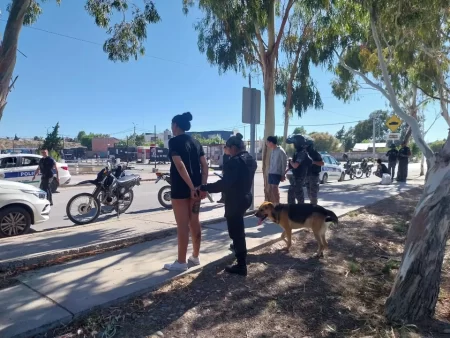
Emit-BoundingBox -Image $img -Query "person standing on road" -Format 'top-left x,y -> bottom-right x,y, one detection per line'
200,133 -> 257,276
266,136 -> 287,204
305,138 -> 324,205
396,141 -> 411,182
287,135 -> 311,204
32,148 -> 59,206
386,143 -> 398,182
163,112 -> 209,272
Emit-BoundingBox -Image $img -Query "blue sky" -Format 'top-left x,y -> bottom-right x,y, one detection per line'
0,0 -> 446,142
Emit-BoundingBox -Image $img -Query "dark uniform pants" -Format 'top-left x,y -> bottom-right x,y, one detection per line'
306,175 -> 320,204
287,176 -> 305,204
388,161 -> 397,180
40,177 -> 53,205
226,213 -> 247,265
397,160 -> 408,182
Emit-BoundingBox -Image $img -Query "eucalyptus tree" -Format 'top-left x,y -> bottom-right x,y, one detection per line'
324,0 -> 450,325
0,0 -> 161,119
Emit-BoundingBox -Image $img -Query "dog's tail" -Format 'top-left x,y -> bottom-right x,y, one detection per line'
324,209 -> 339,225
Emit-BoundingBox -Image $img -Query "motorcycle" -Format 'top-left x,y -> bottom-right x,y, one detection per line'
66,163 -> 141,225
343,160 -> 362,180
355,158 -> 374,178
156,172 -> 214,209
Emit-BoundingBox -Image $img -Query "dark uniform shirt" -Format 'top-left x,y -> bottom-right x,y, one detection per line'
205,151 -> 257,217
292,150 -> 311,179
386,149 -> 399,162
398,146 -> 411,162
307,148 -> 322,177
38,157 -> 56,179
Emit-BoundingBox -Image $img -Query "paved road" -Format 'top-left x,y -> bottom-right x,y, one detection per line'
35,163 -> 423,232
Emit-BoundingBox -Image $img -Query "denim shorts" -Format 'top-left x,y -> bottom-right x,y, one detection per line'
268,174 -> 282,185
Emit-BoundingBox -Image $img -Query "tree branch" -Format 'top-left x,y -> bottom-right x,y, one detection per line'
369,11 -> 435,161
274,0 -> 295,53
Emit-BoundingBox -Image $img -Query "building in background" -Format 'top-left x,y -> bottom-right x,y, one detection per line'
187,130 -> 237,141
144,129 -> 172,148
92,137 -> 120,153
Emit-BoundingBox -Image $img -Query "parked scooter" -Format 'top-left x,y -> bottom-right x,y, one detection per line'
355,158 -> 374,178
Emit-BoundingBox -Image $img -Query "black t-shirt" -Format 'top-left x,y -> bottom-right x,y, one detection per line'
39,157 -> 56,179
380,163 -> 389,174
292,150 -> 311,178
386,149 -> 399,162
307,149 -> 322,176
398,146 -> 411,161
168,134 -> 204,198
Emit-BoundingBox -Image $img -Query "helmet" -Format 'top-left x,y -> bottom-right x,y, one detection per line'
286,134 -> 308,150
390,143 -> 396,148
305,136 -> 314,148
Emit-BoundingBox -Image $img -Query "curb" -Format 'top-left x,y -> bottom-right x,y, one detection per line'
0,210 -> 255,272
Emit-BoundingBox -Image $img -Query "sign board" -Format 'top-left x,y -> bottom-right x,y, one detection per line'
242,87 -> 261,124
387,133 -> 401,141
386,115 -> 402,132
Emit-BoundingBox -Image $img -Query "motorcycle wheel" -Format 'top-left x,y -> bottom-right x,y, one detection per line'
66,192 -> 101,225
118,189 -> 134,214
158,185 -> 172,209
355,168 -> 364,179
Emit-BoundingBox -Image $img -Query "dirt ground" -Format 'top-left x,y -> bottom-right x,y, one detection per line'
41,187 -> 450,338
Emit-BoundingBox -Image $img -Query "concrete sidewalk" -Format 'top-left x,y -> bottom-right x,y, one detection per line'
0,178 -> 424,338
0,176 -> 424,270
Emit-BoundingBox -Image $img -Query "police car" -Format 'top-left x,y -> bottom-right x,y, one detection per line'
0,154 -> 71,192
286,152 -> 344,184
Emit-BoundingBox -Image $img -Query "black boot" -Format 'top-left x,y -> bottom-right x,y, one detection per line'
225,263 -> 247,276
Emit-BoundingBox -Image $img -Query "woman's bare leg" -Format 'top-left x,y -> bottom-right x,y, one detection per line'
189,198 -> 201,258
172,199 -> 191,263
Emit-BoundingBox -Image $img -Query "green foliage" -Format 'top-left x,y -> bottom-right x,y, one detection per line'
352,110 -> 390,143
309,132 -> 340,152
293,126 -> 307,135
77,131 -> 86,141
191,134 -> 223,146
49,149 -> 61,161
156,140 -> 165,148
410,142 -> 421,157
42,122 -> 63,152
9,0 -> 161,62
428,139 -> 446,153
342,127 -> 355,151
134,133 -> 146,146
335,126 -> 345,141
14,134 -> 19,141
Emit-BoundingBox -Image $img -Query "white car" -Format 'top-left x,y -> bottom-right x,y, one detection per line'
0,180 -> 51,237
286,152 -> 345,184
0,154 -> 71,192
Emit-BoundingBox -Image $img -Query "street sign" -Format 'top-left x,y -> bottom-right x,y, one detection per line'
386,115 -> 401,132
387,133 -> 401,141
242,87 -> 261,124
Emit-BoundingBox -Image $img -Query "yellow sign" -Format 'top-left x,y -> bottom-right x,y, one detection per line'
386,115 -> 402,132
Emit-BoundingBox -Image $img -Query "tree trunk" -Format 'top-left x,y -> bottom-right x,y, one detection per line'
0,0 -> 30,119
282,82 -> 293,149
419,154 -> 425,176
262,62 -> 276,201
385,132 -> 450,323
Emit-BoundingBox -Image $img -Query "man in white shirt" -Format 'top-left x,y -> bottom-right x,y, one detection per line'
266,136 -> 287,204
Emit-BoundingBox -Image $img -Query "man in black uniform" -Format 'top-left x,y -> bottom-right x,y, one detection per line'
200,133 -> 257,276
32,148 -> 59,206
217,146 -> 230,204
386,143 -> 398,182
305,138 -> 324,205
397,141 -> 411,182
286,134 -> 311,204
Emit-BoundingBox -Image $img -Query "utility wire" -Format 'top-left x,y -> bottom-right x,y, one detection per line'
0,19 -> 188,66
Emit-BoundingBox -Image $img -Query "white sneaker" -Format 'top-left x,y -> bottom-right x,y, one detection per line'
163,260 -> 188,271
188,256 -> 201,266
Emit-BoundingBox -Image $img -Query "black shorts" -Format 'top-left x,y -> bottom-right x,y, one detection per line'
268,174 -> 282,185
170,188 -> 191,200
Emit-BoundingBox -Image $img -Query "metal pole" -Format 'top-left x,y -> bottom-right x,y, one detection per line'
249,74 -> 255,210
372,114 -> 376,157
154,125 -> 157,170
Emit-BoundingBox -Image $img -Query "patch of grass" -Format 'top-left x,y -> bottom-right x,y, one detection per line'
393,221 -> 409,234
382,260 -> 400,274
347,210 -> 359,217
348,261 -> 361,274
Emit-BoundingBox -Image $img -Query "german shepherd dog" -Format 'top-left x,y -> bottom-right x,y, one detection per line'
255,202 -> 339,257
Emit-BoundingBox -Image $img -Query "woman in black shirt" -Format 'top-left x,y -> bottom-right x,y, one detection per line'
163,112 -> 209,272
